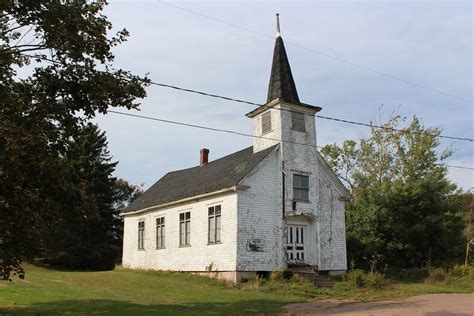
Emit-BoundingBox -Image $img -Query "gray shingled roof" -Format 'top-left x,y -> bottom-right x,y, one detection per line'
123,145 -> 278,213
267,36 -> 300,104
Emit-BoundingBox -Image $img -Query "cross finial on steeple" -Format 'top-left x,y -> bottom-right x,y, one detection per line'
276,13 -> 281,37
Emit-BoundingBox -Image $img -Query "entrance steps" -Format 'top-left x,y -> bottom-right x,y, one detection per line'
286,264 -> 333,288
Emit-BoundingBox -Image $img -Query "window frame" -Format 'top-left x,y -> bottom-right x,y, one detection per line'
261,111 -> 272,134
138,220 -> 145,250
293,174 -> 310,201
179,211 -> 191,247
208,205 -> 222,244
156,216 -> 165,249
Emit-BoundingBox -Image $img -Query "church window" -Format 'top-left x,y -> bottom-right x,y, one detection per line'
291,111 -> 306,133
179,212 -> 191,246
293,174 -> 309,201
208,205 -> 221,244
156,217 -> 165,249
261,111 -> 272,134
138,221 -> 145,250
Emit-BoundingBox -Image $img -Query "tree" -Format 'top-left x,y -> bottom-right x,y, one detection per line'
42,123 -> 121,269
0,1 -> 148,279
321,115 -> 466,270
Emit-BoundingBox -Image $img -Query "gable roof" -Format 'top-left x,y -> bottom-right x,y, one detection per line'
123,145 -> 278,214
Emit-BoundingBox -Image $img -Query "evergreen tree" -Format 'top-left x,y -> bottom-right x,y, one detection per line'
43,124 -> 117,269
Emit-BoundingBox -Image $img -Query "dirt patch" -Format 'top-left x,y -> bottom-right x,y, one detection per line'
281,293 -> 474,315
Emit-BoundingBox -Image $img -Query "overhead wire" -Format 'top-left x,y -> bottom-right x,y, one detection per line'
147,80 -> 474,142
107,110 -> 474,171
158,1 -> 473,104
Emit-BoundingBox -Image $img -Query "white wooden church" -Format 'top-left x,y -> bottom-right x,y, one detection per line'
122,17 -> 350,283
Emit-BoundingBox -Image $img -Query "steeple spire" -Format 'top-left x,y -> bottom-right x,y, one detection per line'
267,14 -> 300,104
276,13 -> 281,37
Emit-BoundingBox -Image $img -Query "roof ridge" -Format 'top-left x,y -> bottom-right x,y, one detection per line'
166,146 -> 253,175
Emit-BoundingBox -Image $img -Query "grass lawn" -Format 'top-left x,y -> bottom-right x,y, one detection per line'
0,264 -> 473,315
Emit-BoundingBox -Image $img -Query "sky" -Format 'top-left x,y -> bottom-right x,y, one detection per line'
92,0 -> 473,191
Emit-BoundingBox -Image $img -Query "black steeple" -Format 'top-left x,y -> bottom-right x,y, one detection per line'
266,14 -> 300,104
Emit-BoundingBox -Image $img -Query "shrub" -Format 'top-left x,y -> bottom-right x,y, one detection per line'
270,270 -> 286,281
347,269 -> 366,288
347,269 -> 388,289
449,265 -> 468,277
425,268 -> 446,284
364,272 -> 388,289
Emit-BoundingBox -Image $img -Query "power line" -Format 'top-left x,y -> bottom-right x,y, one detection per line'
107,110 -> 474,171
158,1 -> 473,104
147,80 -> 474,142
21,52 -> 474,142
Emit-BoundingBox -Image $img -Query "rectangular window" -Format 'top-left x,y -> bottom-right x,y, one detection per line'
291,111 -> 306,132
179,212 -> 191,246
156,217 -> 165,249
293,174 -> 309,201
261,111 -> 272,134
208,205 -> 222,244
138,221 -> 145,250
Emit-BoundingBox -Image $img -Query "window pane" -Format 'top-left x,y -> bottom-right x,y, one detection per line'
215,205 -> 221,215
180,222 -> 185,245
208,207 -> 214,216
186,212 -> 190,220
301,189 -> 309,201
209,217 -> 215,243
180,213 -> 184,221
186,221 -> 190,245
301,176 -> 309,188
216,215 -> 221,242
293,174 -> 301,188
294,189 -> 301,200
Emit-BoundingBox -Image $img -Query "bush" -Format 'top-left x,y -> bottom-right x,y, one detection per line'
425,268 -> 446,284
449,265 -> 468,277
364,272 -> 388,289
347,269 -> 366,288
270,270 -> 286,281
347,269 -> 388,289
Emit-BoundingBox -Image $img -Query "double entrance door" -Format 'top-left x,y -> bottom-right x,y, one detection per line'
286,224 -> 306,263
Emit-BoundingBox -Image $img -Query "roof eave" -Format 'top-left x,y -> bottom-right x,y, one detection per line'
121,185 -> 247,217
245,98 -> 322,118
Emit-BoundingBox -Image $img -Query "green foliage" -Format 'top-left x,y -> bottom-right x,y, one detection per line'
270,270 -> 286,281
321,115 -> 467,270
347,269 -> 366,288
0,1 -> 147,279
41,124 -> 142,270
425,268 -> 446,284
346,270 -> 388,289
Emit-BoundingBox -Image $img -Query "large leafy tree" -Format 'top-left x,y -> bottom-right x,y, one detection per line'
322,115 -> 466,270
0,0 -> 148,279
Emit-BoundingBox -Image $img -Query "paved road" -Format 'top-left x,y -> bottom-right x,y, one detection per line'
281,294 -> 474,315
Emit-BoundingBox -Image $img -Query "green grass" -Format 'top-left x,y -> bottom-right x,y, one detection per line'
0,264 -> 473,315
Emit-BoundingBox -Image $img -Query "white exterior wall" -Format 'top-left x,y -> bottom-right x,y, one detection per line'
317,166 -> 348,271
251,101 -> 321,267
236,148 -> 285,271
249,100 -> 347,272
122,192 -> 238,272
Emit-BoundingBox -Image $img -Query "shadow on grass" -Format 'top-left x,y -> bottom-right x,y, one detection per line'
0,298 -> 285,315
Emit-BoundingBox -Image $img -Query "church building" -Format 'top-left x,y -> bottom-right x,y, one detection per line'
121,16 -> 350,283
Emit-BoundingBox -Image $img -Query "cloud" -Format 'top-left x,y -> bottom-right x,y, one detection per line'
93,0 -> 472,190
